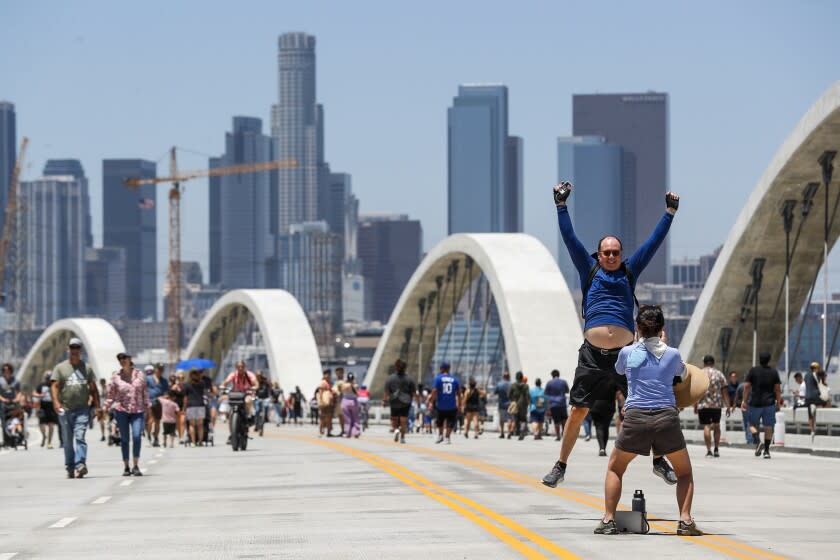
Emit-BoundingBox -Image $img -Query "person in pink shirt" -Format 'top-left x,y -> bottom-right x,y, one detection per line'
105,352 -> 149,476
220,361 -> 259,420
158,391 -> 180,448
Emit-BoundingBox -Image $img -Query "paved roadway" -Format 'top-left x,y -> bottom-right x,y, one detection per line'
0,420 -> 834,559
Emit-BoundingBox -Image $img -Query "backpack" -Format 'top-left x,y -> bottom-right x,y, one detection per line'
582,260 -> 639,319
318,388 -> 333,409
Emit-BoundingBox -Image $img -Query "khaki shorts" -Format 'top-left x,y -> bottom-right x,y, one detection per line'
615,408 -> 685,456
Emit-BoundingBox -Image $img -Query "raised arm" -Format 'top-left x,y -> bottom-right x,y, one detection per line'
553,183 -> 595,278
626,192 -> 679,275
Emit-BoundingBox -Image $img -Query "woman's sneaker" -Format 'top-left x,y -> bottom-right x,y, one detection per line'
676,520 -> 703,536
652,458 -> 677,485
594,519 -> 618,535
541,460 -> 565,487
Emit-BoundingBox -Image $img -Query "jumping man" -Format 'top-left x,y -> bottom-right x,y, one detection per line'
542,181 -> 680,487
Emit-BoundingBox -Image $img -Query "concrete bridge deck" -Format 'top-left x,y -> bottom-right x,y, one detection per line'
0,420 -> 833,559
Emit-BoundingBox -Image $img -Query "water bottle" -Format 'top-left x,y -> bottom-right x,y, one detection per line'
632,489 -> 646,513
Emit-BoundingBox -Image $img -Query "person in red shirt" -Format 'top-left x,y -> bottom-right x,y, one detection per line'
220,361 -> 259,419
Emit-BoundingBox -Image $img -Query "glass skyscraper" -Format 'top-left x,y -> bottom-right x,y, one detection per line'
213,116 -> 274,289
19,175 -> 87,326
572,93 -> 670,283
0,101 -> 15,242
556,136 -> 624,290
447,85 -> 522,234
272,32 -> 324,234
357,214 -> 422,323
103,159 -> 157,320
43,159 -> 93,250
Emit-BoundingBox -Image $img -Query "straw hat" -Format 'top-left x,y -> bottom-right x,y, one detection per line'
673,363 -> 711,408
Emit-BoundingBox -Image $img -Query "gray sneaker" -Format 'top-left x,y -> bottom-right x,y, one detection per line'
677,520 -> 703,536
435,435 -> 444,444
594,519 -> 618,535
542,460 -> 565,487
652,458 -> 677,485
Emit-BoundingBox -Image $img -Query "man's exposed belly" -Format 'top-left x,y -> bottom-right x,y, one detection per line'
584,325 -> 634,350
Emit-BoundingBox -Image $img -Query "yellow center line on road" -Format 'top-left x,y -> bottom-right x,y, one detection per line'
369,437 -> 787,560
275,433 -> 580,559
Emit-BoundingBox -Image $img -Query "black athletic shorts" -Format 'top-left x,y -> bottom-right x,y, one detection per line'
698,408 -> 722,425
390,406 -> 410,419
162,422 -> 176,436
569,340 -> 627,409
550,405 -> 568,424
436,408 -> 457,428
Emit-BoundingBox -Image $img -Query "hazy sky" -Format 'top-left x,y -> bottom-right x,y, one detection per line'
2,1 -> 839,307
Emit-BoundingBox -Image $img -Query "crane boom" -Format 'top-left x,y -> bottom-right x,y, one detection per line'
124,158 -> 297,188
0,136 -> 29,304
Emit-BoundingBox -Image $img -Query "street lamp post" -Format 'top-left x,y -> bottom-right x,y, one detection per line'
781,200 -> 797,383
818,151 -> 835,368
719,327 -> 733,375
750,258 -> 766,367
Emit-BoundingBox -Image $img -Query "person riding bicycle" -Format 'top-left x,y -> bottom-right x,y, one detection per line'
220,361 -> 259,422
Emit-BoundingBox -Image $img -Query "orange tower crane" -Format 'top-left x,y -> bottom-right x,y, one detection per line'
0,136 -> 29,306
124,148 -> 296,368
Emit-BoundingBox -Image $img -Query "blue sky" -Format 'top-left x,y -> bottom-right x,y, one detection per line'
2,0 -> 839,305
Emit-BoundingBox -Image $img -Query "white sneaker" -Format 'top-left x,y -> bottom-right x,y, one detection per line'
435,435 -> 444,444
445,437 -> 451,445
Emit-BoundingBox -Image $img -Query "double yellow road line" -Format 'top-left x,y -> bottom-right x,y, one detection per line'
304,436 -> 580,560
373,438 -> 788,560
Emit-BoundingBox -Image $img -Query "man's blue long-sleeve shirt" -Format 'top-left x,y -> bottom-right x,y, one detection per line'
556,205 -> 674,332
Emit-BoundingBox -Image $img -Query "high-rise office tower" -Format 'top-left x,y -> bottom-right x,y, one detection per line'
103,159 -> 157,320
19,175 -> 87,326
357,214 -> 422,323
505,136 -> 523,233
0,101 -> 15,241
43,159 -> 93,249
85,247 -> 127,321
556,136 -> 623,290
448,85 -> 522,234
212,117 -> 273,289
272,32 -> 324,234
272,221 -> 343,337
572,93 -> 669,283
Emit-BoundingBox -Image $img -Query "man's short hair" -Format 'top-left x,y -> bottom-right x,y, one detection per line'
515,371 -> 523,381
758,352 -> 771,366
703,355 -> 715,365
794,372 -> 803,380
551,369 -> 560,378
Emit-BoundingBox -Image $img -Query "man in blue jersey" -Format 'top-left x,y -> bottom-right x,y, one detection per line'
427,362 -> 461,444
542,181 -> 680,487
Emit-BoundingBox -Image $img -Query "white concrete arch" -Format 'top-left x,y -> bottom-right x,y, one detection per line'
681,80 -> 840,373
15,318 -> 126,390
184,289 -> 322,398
364,233 -> 582,396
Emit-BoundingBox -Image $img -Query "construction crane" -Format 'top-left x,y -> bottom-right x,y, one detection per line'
0,137 -> 29,359
0,136 -> 28,304
124,148 -> 296,369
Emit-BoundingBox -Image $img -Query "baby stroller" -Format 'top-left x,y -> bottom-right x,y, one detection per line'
3,406 -> 28,450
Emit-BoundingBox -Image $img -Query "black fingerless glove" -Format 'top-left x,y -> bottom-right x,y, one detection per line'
665,192 -> 679,211
554,182 -> 572,204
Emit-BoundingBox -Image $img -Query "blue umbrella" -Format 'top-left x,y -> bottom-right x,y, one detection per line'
175,358 -> 217,370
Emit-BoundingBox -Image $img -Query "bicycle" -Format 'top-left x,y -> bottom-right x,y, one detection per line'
225,390 -> 249,451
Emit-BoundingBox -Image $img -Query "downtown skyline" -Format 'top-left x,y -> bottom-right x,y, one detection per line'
2,1 -> 840,304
